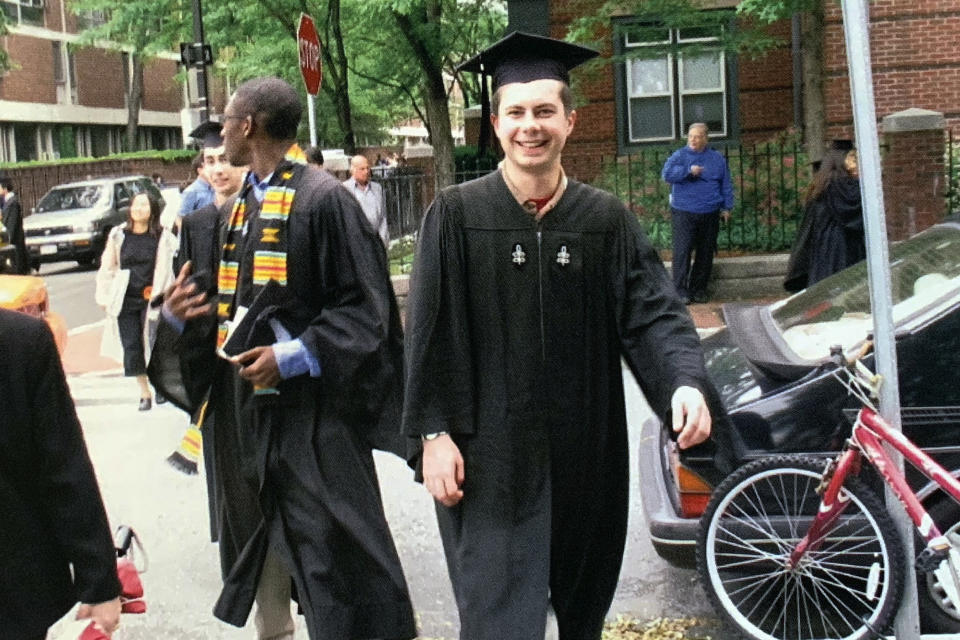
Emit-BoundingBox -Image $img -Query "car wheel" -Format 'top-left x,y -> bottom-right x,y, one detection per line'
77,256 -> 97,268
31,259 -> 40,273
697,455 -> 905,640
917,493 -> 960,633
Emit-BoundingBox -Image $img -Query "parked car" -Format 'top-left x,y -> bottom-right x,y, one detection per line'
641,221 -> 960,629
0,274 -> 67,354
23,176 -> 164,269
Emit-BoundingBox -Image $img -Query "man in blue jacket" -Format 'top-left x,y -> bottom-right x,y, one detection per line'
661,123 -> 733,303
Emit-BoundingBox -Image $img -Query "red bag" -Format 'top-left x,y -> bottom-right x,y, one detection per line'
114,526 -> 147,615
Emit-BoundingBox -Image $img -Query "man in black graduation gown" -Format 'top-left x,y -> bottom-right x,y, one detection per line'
403,32 -> 719,640
0,309 -> 121,639
151,77 -> 415,640
165,121 -> 306,639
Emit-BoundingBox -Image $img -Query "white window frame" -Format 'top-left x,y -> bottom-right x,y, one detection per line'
677,49 -> 727,138
2,0 -> 45,26
622,25 -> 728,143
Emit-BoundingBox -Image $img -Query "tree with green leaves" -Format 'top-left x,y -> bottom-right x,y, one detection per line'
0,11 -> 11,73
68,0 -> 187,151
204,0 -> 505,187
315,0 -> 505,187
568,0 -> 826,161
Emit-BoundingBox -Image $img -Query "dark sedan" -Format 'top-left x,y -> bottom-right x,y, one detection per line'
640,221 -> 960,629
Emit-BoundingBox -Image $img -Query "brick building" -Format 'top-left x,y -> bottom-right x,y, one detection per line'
0,0 -> 204,162
506,0 -> 960,157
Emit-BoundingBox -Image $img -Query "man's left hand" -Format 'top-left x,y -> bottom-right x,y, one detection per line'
671,385 -> 712,449
233,346 -> 281,388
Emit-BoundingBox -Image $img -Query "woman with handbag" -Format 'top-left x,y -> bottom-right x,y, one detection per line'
95,191 -> 177,410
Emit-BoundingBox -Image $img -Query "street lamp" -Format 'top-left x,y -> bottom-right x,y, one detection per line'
179,0 -> 213,124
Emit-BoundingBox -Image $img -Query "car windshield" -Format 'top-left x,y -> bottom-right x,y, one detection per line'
771,225 -> 960,360
35,185 -> 105,213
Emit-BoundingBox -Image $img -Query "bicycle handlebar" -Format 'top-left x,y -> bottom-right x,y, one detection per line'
829,337 -> 875,369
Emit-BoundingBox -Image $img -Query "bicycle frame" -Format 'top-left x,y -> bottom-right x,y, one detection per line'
789,404 -> 960,569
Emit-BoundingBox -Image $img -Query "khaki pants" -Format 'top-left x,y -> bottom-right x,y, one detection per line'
254,550 -> 295,640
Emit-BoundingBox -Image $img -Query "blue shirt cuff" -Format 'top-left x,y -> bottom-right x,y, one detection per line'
273,338 -> 321,379
161,304 -> 186,334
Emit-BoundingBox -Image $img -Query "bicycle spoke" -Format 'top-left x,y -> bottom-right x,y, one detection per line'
716,514 -> 790,559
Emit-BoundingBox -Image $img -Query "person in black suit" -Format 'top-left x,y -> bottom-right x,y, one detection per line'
0,309 -> 121,639
0,174 -> 29,274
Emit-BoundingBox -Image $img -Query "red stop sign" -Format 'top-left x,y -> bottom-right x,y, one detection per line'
297,13 -> 322,95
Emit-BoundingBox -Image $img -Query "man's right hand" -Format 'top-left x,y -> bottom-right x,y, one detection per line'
690,164 -> 703,177
422,435 -> 464,507
164,261 -> 212,322
76,596 -> 121,636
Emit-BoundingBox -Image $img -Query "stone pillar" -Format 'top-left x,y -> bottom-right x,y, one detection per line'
881,108 -> 946,241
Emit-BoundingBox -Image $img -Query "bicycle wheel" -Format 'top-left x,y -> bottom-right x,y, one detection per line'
697,455 -> 904,640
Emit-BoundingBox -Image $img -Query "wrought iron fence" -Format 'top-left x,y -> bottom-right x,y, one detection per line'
947,131 -> 960,217
596,140 -> 809,253
368,132 -> 960,272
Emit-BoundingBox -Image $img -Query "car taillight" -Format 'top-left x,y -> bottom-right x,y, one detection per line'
667,442 -> 714,518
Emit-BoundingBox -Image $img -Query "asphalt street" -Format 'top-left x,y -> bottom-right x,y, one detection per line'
43,266 -> 725,639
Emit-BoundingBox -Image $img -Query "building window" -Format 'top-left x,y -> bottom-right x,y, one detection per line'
616,21 -> 732,148
53,42 -> 78,104
76,9 -> 107,29
2,0 -> 45,27
0,125 -> 15,163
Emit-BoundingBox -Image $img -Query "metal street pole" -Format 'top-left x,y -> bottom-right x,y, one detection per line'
307,94 -> 317,147
191,0 -> 209,123
839,1 -> 920,637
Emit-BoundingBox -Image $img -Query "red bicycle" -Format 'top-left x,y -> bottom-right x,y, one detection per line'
698,341 -> 960,640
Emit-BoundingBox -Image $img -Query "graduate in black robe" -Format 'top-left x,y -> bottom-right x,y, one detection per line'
0,309 -> 122,639
150,78 -> 414,640
403,32 -> 722,640
785,145 -> 864,291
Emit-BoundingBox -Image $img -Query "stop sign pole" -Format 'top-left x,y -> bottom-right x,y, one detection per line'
297,13 -> 322,147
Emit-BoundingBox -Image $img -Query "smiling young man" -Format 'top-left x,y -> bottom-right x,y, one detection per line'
403,31 -> 722,640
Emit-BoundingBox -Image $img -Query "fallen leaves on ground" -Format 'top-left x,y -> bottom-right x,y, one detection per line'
602,615 -> 713,640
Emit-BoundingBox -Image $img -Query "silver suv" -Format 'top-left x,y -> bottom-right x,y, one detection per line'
24,175 -> 164,268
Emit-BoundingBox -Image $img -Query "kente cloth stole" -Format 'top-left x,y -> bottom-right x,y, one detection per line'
216,146 -> 307,395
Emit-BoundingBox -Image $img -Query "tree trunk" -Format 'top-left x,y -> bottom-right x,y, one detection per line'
422,76 -> 456,189
125,53 -> 144,152
393,5 -> 456,189
801,3 -> 826,165
322,0 -> 356,155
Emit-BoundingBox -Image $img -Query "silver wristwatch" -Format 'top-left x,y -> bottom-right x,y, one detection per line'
422,431 -> 448,441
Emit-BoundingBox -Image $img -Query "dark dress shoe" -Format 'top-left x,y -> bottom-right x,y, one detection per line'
155,392 -> 167,405
138,398 -> 152,411
691,291 -> 710,304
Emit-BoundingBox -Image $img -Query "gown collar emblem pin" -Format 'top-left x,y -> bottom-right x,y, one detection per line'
556,245 -> 571,266
512,243 -> 527,266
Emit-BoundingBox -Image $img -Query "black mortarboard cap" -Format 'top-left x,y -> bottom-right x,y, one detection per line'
457,31 -> 599,92
831,139 -> 855,152
457,31 -> 598,157
188,120 -> 224,148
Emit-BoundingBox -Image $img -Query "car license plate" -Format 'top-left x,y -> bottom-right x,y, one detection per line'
40,244 -> 57,255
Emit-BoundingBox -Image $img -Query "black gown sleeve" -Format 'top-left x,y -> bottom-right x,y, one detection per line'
401,188 -> 475,437
612,205 -> 741,469
611,205 -> 709,408
289,183 -> 405,430
29,320 -> 120,605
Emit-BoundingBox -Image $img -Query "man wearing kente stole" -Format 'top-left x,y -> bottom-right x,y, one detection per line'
152,77 -> 414,640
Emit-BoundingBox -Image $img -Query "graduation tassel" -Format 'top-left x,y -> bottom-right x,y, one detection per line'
165,400 -> 208,475
478,65 -> 490,159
